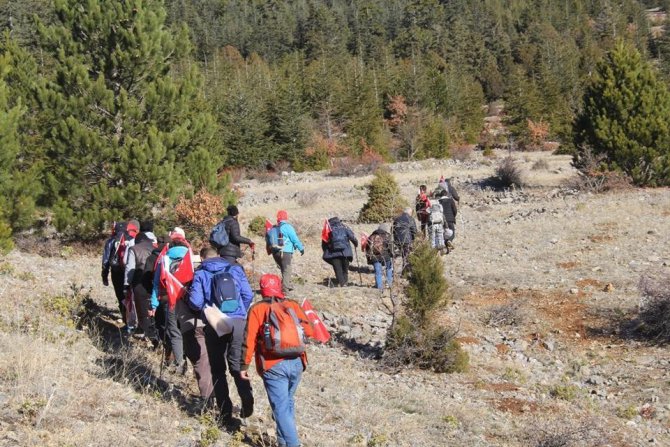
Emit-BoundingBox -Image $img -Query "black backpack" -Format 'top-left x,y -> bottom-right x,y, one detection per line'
109,222 -> 128,268
141,246 -> 163,292
329,225 -> 349,251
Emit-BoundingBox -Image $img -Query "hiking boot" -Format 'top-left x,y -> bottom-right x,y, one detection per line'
446,241 -> 454,250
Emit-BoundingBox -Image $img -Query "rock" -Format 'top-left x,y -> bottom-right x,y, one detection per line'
603,283 -> 614,292
570,288 -> 579,295
586,375 -> 606,386
542,339 -> 555,352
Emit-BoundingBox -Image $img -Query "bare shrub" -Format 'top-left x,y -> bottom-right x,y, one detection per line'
565,147 -> 632,193
496,156 -> 524,187
524,418 -> 607,447
250,169 -> 281,183
637,274 -> 670,342
296,191 -> 319,208
484,300 -> 526,327
450,145 -> 473,161
174,189 -> 225,239
531,158 -> 550,171
273,159 -> 291,173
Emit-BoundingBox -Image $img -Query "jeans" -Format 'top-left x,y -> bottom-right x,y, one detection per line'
373,260 -> 393,290
262,357 -> 303,447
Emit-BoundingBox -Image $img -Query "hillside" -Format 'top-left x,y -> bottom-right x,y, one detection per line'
1,150 -> 670,446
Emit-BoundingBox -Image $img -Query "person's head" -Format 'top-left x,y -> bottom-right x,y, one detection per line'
419,184 -> 427,193
227,205 -> 239,219
140,219 -> 154,232
259,274 -> 284,299
200,246 -> 217,260
403,207 -> 413,216
379,223 -> 390,233
277,210 -> 288,223
169,227 -> 187,243
126,219 -> 140,238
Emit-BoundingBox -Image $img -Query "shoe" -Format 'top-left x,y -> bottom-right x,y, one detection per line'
446,241 -> 454,250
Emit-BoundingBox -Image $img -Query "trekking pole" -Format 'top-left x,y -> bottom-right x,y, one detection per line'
354,246 -> 364,287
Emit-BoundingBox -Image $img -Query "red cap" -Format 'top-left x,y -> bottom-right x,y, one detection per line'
277,210 -> 288,223
260,274 -> 284,299
126,223 -> 139,236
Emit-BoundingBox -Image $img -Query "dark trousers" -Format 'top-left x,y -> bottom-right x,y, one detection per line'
183,327 -> 214,401
204,323 -> 254,418
272,251 -> 293,292
330,257 -> 350,286
110,267 -> 126,323
156,301 -> 184,365
133,284 -> 157,341
446,221 -> 456,241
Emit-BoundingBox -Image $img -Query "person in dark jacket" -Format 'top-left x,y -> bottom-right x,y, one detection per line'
365,223 -> 393,290
221,205 -> 255,258
188,251 -> 255,421
322,217 -> 358,287
435,181 -> 458,249
124,230 -> 158,341
392,208 -> 417,271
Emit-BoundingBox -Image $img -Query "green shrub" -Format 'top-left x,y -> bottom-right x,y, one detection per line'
405,240 -> 448,325
44,283 -> 93,328
358,168 -> 408,223
0,217 -> 12,254
248,215 -> 267,237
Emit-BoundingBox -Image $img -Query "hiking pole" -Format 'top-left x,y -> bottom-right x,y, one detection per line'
354,246 -> 364,287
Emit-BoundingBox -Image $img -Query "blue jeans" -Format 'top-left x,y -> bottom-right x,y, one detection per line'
262,357 -> 303,447
373,260 -> 393,290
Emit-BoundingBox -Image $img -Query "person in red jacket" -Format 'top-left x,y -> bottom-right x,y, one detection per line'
240,274 -> 314,447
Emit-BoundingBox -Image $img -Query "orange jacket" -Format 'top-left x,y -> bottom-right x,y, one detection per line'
241,297 -> 315,375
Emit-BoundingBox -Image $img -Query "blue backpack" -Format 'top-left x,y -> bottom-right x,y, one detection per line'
266,224 -> 284,254
209,220 -> 230,249
211,266 -> 239,313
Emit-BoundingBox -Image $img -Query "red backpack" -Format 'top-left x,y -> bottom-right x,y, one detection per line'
262,299 -> 306,358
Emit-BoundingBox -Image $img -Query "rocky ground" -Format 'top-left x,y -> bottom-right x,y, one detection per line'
1,149 -> 669,446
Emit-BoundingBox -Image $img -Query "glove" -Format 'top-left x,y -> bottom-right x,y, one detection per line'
300,249 -> 305,256
249,242 -> 256,251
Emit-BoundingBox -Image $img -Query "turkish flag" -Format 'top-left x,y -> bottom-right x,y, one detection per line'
360,232 -> 369,252
301,298 -> 331,343
172,248 -> 194,285
124,288 -> 137,328
160,255 -> 187,310
321,219 -> 331,243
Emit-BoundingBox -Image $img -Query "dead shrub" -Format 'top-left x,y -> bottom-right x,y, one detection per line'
450,145 -> 473,161
174,189 -> 225,240
565,147 -> 631,193
496,156 -> 524,187
531,158 -> 550,171
296,191 -> 319,208
636,274 -> 670,342
484,300 -> 527,327
250,169 -> 281,183
524,417 -> 607,447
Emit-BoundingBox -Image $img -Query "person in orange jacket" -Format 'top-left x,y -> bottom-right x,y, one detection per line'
240,274 -> 314,447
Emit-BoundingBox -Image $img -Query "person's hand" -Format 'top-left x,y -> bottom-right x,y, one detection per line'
300,249 -> 305,256
249,242 -> 256,251
102,275 -> 109,287
148,309 -> 156,317
239,370 -> 250,381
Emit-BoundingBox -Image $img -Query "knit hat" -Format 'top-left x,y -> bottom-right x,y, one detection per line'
169,227 -> 186,241
260,274 -> 284,299
277,210 -> 288,223
126,220 -> 140,236
227,205 -> 239,217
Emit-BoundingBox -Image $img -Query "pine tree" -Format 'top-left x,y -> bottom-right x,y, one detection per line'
36,0 -> 226,236
358,168 -> 408,223
574,42 -> 670,186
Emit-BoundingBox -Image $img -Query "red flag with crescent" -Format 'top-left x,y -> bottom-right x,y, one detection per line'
301,298 -> 330,343
321,219 -> 331,243
360,232 -> 369,252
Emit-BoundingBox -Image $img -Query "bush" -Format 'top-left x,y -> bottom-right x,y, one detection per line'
0,215 -> 13,255
248,215 -> 267,237
358,168 -> 408,223
531,158 -> 550,171
44,283 -> 94,328
565,146 -> 631,193
174,189 -> 227,241
637,274 -> 670,342
484,300 -> 526,327
495,156 -> 524,187
450,145 -> 473,161
405,240 -> 448,324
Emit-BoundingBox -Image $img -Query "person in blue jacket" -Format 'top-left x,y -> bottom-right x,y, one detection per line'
188,249 -> 255,422
273,210 -> 304,294
322,216 -> 358,287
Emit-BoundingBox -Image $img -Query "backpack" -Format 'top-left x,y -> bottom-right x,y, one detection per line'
109,223 -> 128,268
429,203 -> 444,225
209,220 -> 230,249
142,247 -> 163,291
415,194 -> 429,215
328,224 -> 349,251
266,225 -> 284,254
262,298 -> 306,358
369,233 -> 385,257
211,266 -> 240,313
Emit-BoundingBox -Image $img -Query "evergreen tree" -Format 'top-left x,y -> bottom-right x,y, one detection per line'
574,42 -> 670,186
36,0 -> 226,236
358,168 -> 408,223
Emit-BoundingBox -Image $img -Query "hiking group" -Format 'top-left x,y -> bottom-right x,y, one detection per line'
100,176 -> 458,446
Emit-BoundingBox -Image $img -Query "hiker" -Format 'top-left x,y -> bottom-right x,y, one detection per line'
272,210 -> 304,293
322,217 -> 358,287
365,223 -> 393,290
220,205 -> 255,258
178,247 -> 217,407
392,208 -> 417,270
435,181 -> 458,250
415,185 -> 431,237
188,241 -> 255,422
102,219 -> 139,329
435,175 -> 460,203
428,202 -> 446,251
123,222 -> 159,341
240,274 -> 315,447
150,228 -> 191,371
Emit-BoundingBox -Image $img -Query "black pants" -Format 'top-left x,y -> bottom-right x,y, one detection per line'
204,323 -> 254,418
156,301 -> 184,365
133,284 -> 157,341
330,257 -> 350,286
110,267 -> 126,323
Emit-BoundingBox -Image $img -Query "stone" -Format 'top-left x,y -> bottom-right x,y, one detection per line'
542,339 -> 555,352
570,288 -> 579,295
603,283 -> 614,292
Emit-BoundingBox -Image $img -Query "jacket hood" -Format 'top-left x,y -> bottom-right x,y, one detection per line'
328,217 -> 341,226
167,246 -> 188,260
200,257 -> 232,273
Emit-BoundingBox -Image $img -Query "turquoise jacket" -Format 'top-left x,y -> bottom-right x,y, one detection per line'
279,221 -> 304,254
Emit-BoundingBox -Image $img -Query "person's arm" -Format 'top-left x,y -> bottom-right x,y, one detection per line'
240,305 -> 262,379
287,224 -> 304,253
150,264 -> 161,310
234,266 -> 254,311
187,271 -> 206,311
124,249 -> 136,287
101,239 -> 112,285
449,183 -> 460,202
229,219 -> 253,246
347,227 -> 358,248
451,199 -> 458,218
